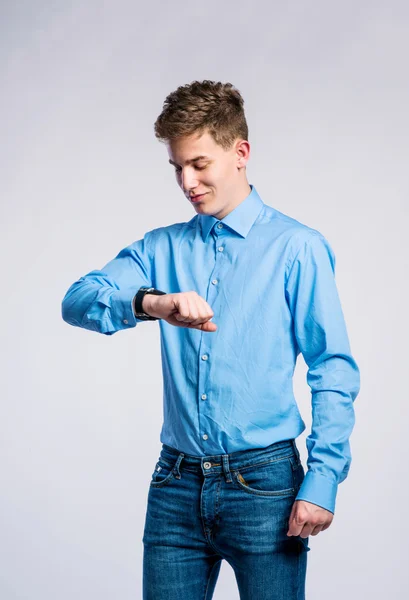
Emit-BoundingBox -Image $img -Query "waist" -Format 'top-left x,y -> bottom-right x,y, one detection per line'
160,438 -> 300,472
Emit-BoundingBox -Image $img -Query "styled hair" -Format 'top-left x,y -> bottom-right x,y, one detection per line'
154,80 -> 249,151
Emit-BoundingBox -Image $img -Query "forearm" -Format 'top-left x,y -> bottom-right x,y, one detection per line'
295,371 -> 359,514
61,271 -> 140,335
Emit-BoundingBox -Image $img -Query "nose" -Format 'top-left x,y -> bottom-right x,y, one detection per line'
181,169 -> 200,193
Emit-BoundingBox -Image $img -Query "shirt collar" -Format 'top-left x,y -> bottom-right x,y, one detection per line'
199,184 -> 264,242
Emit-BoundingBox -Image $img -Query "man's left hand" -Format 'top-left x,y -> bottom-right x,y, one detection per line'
287,500 -> 334,538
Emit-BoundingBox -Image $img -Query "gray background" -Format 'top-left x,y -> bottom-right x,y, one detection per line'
1,1 -> 408,598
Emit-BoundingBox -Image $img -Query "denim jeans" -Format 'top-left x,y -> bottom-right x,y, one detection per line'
142,438 -> 310,599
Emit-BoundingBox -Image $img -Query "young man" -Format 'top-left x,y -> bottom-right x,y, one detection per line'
62,80 -> 360,599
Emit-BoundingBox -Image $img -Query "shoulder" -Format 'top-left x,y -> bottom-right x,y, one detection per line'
283,226 -> 336,277
259,203 -> 336,276
142,217 -> 196,244
260,203 -> 331,257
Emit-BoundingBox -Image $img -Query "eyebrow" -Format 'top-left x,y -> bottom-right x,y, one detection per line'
168,156 -> 210,167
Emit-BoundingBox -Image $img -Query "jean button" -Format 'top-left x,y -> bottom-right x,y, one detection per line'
203,462 -> 212,469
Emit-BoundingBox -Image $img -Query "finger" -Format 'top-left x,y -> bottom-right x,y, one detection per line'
184,294 -> 201,324
187,295 -> 215,329
299,524 -> 314,538
187,295 -> 212,327
168,295 -> 217,330
166,315 -> 194,329
186,294 -> 213,326
197,296 -> 214,320
287,514 -> 305,537
310,525 -> 324,536
179,293 -> 210,327
166,311 -> 217,331
174,296 -> 193,323
287,523 -> 304,536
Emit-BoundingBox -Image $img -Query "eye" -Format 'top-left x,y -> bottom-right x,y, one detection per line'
173,165 -> 207,173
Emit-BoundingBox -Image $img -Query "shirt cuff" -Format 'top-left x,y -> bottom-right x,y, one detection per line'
295,470 -> 338,514
109,289 -> 140,329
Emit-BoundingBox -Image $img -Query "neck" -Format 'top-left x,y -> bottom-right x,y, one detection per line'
212,181 -> 252,220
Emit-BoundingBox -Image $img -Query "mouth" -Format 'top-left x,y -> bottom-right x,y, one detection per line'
189,192 -> 208,203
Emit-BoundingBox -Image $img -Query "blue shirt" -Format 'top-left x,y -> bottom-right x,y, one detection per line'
61,184 -> 360,514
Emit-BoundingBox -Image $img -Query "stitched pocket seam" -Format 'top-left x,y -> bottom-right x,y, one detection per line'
233,457 -> 296,497
150,458 -> 177,488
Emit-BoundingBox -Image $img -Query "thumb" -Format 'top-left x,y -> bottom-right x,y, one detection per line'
199,321 -> 218,332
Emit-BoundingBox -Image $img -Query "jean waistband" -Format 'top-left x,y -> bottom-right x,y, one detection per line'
159,438 -> 300,476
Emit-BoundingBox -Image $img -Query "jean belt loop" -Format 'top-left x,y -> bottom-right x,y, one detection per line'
291,439 -> 300,461
222,454 -> 232,483
174,453 -> 184,479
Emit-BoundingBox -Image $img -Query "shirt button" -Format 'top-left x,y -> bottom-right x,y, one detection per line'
217,223 -> 223,229
218,246 -> 224,252
201,394 -> 207,400
212,279 -> 218,285
202,434 -> 208,440
123,319 -> 128,324
203,461 -> 212,469
201,354 -> 208,361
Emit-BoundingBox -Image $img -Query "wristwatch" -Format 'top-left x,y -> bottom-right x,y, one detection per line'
133,286 -> 166,320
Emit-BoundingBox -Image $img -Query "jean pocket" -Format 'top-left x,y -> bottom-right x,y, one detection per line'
233,455 -> 298,497
150,456 -> 178,488
293,459 -> 305,493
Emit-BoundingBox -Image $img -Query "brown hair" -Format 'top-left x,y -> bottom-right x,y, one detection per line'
154,80 -> 249,151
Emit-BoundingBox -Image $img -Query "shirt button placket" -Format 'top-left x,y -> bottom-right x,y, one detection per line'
198,221 -> 225,449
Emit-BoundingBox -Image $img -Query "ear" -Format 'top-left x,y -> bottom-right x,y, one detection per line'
236,139 -> 250,168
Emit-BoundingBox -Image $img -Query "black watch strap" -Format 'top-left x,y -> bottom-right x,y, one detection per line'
133,286 -> 166,320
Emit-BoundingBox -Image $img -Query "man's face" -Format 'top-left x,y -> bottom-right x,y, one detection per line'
165,129 -> 248,220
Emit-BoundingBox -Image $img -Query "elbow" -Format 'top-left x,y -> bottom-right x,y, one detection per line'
61,291 -> 115,336
61,280 -> 89,328
61,294 -> 80,328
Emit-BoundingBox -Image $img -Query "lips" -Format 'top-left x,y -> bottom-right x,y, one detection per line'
190,193 -> 208,202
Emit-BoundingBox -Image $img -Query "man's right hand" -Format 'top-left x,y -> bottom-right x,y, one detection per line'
142,291 -> 217,332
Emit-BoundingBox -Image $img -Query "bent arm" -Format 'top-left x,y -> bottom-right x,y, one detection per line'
61,232 -> 154,335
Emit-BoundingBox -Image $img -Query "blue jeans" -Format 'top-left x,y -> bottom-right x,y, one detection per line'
142,438 -> 310,599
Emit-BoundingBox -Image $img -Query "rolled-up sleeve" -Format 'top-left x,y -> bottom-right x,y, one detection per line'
285,232 -> 360,514
61,230 -> 155,335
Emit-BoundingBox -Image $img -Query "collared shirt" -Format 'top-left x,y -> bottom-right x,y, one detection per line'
61,184 -> 360,514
